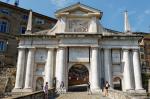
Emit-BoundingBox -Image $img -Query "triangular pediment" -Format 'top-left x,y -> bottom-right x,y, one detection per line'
55,2 -> 102,18
70,10 -> 89,14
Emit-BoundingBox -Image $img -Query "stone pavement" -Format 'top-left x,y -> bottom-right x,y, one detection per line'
54,92 -> 110,99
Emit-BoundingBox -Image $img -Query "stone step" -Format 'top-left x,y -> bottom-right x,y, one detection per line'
55,92 -> 110,99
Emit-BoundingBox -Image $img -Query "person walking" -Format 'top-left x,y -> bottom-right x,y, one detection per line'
43,82 -> 48,99
87,82 -> 92,95
103,81 -> 110,96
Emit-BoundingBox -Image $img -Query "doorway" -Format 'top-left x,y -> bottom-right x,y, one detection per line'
113,77 -> 122,91
36,77 -> 44,91
68,64 -> 89,91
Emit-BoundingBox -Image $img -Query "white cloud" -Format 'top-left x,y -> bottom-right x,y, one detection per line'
144,9 -> 150,15
50,0 -> 75,9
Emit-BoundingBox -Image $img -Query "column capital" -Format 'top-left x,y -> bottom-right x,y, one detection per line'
58,47 -> 66,50
103,47 -> 111,50
47,48 -> 54,51
91,46 -> 99,50
122,48 -> 130,51
132,49 -> 139,52
18,48 -> 26,50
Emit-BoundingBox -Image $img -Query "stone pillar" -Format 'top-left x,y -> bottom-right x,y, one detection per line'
123,49 -> 133,91
55,47 -> 66,90
45,48 -> 54,88
90,47 -> 100,92
132,49 -> 143,90
24,48 -> 35,92
13,48 -> 25,90
104,48 -> 112,87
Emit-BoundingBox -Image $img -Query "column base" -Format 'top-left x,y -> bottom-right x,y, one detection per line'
91,88 -> 101,94
12,88 -> 25,95
12,88 -> 23,93
135,89 -> 146,93
126,89 -> 135,93
57,88 -> 67,94
23,88 -> 33,92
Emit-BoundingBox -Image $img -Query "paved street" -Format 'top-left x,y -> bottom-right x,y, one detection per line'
54,92 -> 110,99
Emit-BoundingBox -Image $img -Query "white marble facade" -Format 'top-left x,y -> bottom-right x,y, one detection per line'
13,3 -> 144,93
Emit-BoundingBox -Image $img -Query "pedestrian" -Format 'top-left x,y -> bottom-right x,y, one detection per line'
60,81 -> 64,94
103,81 -> 110,96
53,77 -> 56,91
43,82 -> 48,99
101,78 -> 105,92
87,82 -> 92,95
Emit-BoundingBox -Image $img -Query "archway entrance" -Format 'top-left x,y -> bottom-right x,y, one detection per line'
113,77 -> 122,91
36,77 -> 44,91
68,64 -> 89,91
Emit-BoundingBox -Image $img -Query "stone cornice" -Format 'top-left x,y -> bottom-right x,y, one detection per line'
102,35 -> 142,40
55,33 -> 102,38
16,34 -> 56,40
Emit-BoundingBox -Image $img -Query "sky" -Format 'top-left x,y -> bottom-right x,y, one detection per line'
1,0 -> 150,33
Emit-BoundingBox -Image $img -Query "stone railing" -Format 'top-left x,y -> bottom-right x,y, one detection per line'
108,89 -> 148,99
6,89 -> 54,99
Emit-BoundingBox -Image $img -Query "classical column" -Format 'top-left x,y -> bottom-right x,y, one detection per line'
24,48 -> 35,91
123,49 -> 133,91
45,48 -> 54,88
90,47 -> 100,92
55,47 -> 66,90
132,49 -> 143,90
14,48 -> 25,89
104,48 -> 112,87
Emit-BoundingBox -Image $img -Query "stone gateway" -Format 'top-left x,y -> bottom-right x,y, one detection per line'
13,3 -> 145,93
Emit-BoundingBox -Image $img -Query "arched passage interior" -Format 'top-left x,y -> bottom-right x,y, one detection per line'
113,77 -> 122,91
68,64 -> 89,91
36,77 -> 44,91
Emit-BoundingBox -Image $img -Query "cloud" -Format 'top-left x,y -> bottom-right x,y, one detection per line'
144,9 -> 150,15
50,0 -> 75,9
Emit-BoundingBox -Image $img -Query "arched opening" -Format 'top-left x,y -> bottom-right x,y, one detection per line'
113,77 -> 122,91
68,64 -> 89,92
36,77 -> 44,91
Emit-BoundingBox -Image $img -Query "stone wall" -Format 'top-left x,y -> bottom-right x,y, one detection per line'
0,67 -> 16,98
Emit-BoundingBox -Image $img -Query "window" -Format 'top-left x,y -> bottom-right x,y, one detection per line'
35,18 -> 44,24
50,23 -> 55,29
140,54 -> 145,59
22,15 -> 28,20
20,26 -> 26,34
0,19 -> 10,33
0,41 -> 5,51
0,9 -> 10,15
112,49 -> 121,64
